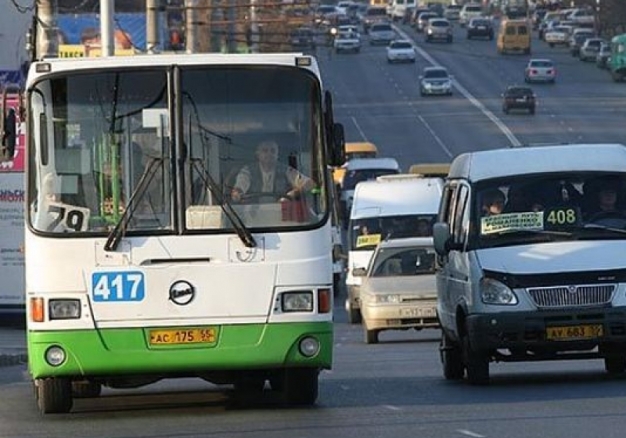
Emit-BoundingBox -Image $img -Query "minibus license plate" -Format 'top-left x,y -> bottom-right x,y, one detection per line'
546,324 -> 603,341
149,327 -> 217,345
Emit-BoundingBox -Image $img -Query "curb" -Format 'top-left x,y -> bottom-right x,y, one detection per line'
0,352 -> 28,368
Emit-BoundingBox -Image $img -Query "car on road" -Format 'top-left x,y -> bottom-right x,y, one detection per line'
459,3 -> 483,27
416,11 -> 439,33
419,66 -> 453,96
425,18 -> 453,43
569,28 -> 596,57
368,22 -> 396,45
524,59 -> 556,83
502,85 -> 536,114
579,37 -> 604,62
444,4 -> 462,20
357,237 -> 440,344
334,30 -> 361,53
466,17 -> 494,40
386,39 -> 416,63
544,25 -> 572,47
596,42 -> 611,69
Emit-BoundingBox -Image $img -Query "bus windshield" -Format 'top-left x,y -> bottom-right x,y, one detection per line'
28,66 -> 327,235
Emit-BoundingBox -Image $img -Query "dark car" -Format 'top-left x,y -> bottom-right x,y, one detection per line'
466,17 -> 494,40
502,86 -> 536,115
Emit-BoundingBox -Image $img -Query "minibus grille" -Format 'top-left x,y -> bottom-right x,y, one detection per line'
527,284 -> 615,308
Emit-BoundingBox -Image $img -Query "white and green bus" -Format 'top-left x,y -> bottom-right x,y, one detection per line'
14,53 -> 344,414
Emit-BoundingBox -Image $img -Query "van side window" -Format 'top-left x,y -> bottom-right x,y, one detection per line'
518,25 -> 528,35
506,26 -> 515,35
439,183 -> 456,223
452,185 -> 469,246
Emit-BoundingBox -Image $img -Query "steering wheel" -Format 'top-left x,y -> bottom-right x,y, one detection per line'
236,191 -> 290,204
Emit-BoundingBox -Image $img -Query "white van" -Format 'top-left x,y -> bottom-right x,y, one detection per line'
459,3 -> 483,27
345,174 -> 443,323
391,0 -> 416,22
434,143 -> 626,385
339,157 -> 400,221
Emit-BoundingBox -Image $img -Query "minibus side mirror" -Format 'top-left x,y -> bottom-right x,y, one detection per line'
433,222 -> 451,255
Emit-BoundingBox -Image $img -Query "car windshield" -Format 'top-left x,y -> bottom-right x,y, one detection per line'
424,69 -> 449,79
474,172 -> 626,249
391,42 -> 412,49
372,24 -> 392,31
370,246 -> 437,277
343,168 -> 398,191
530,60 -> 553,68
349,215 -> 437,250
506,87 -> 532,97
472,20 -> 489,26
431,20 -> 449,27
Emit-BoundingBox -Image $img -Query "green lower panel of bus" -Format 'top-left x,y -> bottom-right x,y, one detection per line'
28,322 -> 333,379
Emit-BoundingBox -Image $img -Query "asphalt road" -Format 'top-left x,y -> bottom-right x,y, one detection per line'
3,19 -> 626,438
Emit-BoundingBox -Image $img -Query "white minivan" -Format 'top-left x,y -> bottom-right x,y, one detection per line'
339,157 -> 400,221
345,174 -> 443,323
434,143 -> 626,385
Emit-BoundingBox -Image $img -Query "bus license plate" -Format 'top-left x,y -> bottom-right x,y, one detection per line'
546,324 -> 603,341
149,327 -> 218,346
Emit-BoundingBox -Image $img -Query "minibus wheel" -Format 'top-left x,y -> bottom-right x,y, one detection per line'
462,335 -> 489,385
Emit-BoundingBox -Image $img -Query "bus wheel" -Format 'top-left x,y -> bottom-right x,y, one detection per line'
72,381 -> 102,398
36,378 -> 73,414
282,368 -> 319,406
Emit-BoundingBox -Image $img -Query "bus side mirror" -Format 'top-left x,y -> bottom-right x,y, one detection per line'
331,122 -> 345,166
1,108 -> 16,161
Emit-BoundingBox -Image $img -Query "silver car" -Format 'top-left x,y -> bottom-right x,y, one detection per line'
420,66 -> 453,96
425,18 -> 453,43
368,22 -> 395,45
524,58 -> 556,83
579,38 -> 605,62
357,237 -> 439,344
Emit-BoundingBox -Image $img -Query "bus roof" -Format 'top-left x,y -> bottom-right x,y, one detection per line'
27,53 -> 321,82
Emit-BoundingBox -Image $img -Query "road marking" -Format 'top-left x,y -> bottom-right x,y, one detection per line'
351,116 -> 368,141
457,429 -> 486,437
417,115 -> 454,158
394,25 -> 522,148
383,404 -> 401,411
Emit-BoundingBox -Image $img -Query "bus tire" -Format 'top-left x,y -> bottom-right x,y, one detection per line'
72,381 -> 102,398
282,368 -> 318,406
36,378 -> 73,414
364,328 -> 378,344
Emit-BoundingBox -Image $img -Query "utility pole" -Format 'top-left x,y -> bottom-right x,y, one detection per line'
100,0 -> 114,56
250,0 -> 259,53
36,0 -> 58,59
146,0 -> 160,53
185,0 -> 199,53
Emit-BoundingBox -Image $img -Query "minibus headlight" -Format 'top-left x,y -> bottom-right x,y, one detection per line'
481,278 -> 518,305
282,291 -> 314,312
49,299 -> 81,320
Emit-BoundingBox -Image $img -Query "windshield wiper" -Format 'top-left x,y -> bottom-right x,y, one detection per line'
191,159 -> 256,248
104,157 -> 163,251
495,228 -> 574,237
581,224 -> 626,235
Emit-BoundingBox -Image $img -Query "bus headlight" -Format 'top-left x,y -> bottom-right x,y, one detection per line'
281,291 -> 314,312
374,294 -> 400,304
49,299 -> 81,320
299,336 -> 320,357
45,346 -> 66,366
